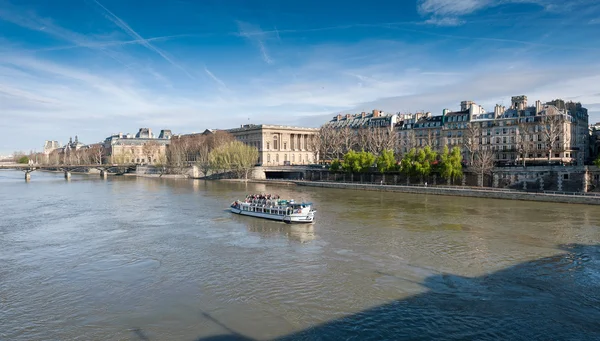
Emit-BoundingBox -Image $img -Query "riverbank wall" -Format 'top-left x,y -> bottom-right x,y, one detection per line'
293,181 -> 600,205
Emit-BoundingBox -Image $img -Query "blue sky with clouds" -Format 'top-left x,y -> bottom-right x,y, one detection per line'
1,0 -> 600,154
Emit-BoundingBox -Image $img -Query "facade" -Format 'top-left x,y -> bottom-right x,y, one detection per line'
226,124 -> 319,166
104,128 -> 171,164
320,96 -> 589,166
591,122 -> 600,160
396,96 -> 589,165
43,141 -> 61,155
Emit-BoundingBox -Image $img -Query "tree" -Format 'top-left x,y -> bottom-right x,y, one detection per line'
471,148 -> 495,187
463,123 -> 481,166
155,153 -> 169,177
414,146 -> 437,183
540,108 -> 565,162
376,149 -> 396,173
209,141 -> 259,180
166,142 -> 189,174
142,141 -> 160,164
341,150 -> 375,173
230,141 -> 259,180
367,127 -> 397,156
439,146 -> 463,185
593,155 -> 600,168
400,148 -> 417,184
196,142 -> 212,177
338,127 -> 355,156
329,159 -> 341,171
17,156 -> 29,164
89,145 -> 105,165
516,120 -> 534,167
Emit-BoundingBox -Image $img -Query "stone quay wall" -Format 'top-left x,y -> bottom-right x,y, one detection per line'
295,181 -> 600,206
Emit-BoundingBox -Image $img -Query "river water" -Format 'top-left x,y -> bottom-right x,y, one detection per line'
1,170 -> 599,341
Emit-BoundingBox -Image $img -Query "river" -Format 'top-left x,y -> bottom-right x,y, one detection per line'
1,170 -> 599,340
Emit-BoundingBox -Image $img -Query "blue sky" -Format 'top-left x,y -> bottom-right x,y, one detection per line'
1,0 -> 600,154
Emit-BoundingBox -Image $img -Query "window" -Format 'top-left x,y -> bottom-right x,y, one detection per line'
276,154 -> 279,162
292,154 -> 295,162
284,142 -> 287,150
267,154 -> 270,163
563,174 -> 569,180
266,142 -> 270,150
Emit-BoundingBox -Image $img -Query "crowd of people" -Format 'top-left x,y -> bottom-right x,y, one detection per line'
245,193 -> 280,202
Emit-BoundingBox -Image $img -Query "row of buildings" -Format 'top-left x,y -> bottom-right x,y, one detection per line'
324,96 -> 593,166
41,94 -> 599,167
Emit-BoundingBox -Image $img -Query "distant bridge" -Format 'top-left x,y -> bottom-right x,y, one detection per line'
0,164 -> 137,181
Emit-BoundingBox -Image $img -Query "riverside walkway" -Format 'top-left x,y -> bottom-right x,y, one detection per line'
291,180 -> 600,206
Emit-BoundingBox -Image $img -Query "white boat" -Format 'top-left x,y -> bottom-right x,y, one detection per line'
230,195 -> 316,224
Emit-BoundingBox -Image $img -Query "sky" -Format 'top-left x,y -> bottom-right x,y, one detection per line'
1,0 -> 600,154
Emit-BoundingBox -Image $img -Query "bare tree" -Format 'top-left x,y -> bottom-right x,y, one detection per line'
142,141 -> 160,164
89,145 -> 105,164
366,127 -> 397,155
470,148 -> 495,187
307,132 -> 322,163
196,142 -> 211,177
355,127 -> 371,152
540,107 -> 565,162
166,142 -> 188,175
338,126 -> 355,156
463,122 -> 481,166
516,120 -> 534,167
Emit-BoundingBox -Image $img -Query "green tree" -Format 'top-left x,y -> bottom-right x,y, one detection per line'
400,148 -> 415,183
341,150 -> 375,173
593,155 -> 600,167
414,146 -> 437,183
330,159 -> 341,171
376,149 -> 396,173
439,146 -> 463,184
209,141 -> 258,180
17,156 -> 29,164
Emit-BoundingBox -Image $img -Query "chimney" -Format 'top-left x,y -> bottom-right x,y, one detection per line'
372,109 -> 380,118
361,111 -> 366,118
336,114 -> 342,121
345,114 -> 351,119
535,100 -> 542,114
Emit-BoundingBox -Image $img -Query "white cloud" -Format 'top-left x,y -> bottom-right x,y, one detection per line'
423,17 -> 465,26
236,21 -> 275,65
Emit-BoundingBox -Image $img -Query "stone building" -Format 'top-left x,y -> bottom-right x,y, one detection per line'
590,123 -> 600,160
393,96 -> 589,166
226,124 -> 319,166
104,128 -> 171,164
43,141 -> 61,155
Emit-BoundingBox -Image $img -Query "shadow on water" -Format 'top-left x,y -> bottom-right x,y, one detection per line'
133,243 -> 600,341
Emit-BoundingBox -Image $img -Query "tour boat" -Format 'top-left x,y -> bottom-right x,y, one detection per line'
230,195 -> 316,224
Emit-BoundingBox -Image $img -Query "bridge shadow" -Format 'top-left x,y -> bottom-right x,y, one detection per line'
135,243 -> 600,341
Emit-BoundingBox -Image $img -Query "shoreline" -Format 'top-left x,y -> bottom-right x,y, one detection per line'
293,181 -> 600,206
218,178 -> 600,206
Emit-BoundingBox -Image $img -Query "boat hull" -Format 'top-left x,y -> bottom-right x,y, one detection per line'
230,207 -> 315,224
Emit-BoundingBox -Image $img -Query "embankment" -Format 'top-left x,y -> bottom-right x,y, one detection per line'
293,181 -> 600,206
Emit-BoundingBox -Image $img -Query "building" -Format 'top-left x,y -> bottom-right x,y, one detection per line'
325,109 -> 398,131
104,128 -> 171,164
43,141 -> 61,155
591,122 -> 600,160
226,124 -> 319,166
395,96 -> 589,165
